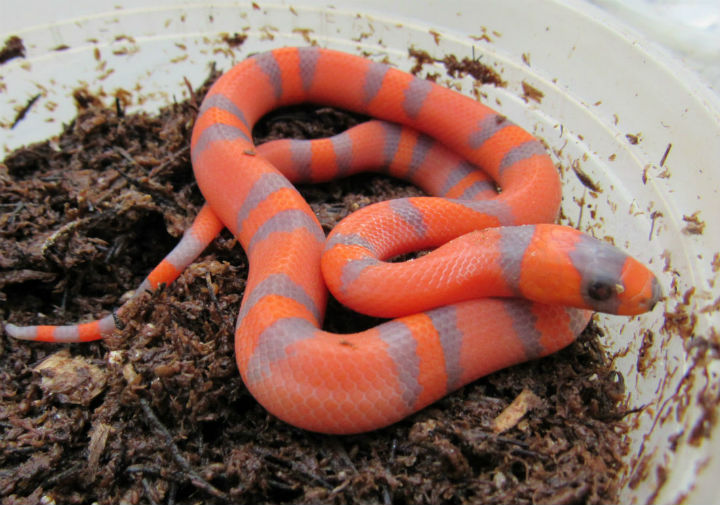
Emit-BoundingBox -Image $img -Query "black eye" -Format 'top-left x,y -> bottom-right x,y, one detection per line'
588,281 -> 615,301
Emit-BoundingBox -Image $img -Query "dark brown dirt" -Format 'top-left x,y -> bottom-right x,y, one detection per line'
1,66 -> 629,504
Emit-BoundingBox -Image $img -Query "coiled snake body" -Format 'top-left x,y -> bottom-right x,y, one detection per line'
7,47 -> 661,434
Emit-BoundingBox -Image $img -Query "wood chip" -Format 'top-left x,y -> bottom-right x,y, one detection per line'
88,422 -> 112,473
492,388 -> 543,434
34,349 -> 107,405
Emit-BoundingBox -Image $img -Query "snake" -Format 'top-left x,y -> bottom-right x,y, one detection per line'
6,47 -> 661,434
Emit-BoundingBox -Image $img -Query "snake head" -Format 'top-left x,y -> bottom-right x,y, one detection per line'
567,229 -> 662,315
582,255 -> 663,315
519,225 -> 662,315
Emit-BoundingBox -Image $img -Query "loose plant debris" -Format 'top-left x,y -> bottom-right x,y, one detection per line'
682,211 -> 706,236
625,133 -> 641,145
10,94 -> 41,129
0,65 -> 629,505
660,143 -> 672,167
571,160 -> 601,193
0,35 -> 25,64
408,47 -> 505,87
521,81 -> 544,104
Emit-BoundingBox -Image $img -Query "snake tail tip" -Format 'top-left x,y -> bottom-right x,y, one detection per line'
5,323 -> 32,340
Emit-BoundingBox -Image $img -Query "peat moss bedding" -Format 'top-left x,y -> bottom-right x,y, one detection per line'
1,66 -> 629,505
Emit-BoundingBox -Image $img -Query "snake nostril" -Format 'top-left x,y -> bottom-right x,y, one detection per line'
588,281 -> 615,302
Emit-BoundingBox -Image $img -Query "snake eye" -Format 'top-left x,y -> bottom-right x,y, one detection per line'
588,281 -> 615,302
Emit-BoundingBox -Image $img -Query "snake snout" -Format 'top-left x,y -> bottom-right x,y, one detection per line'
615,257 -> 663,315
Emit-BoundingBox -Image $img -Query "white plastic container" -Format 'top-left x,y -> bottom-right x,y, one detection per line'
2,1 -> 718,503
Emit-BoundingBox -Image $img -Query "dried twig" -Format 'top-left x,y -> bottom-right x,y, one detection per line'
138,398 -> 230,502
254,447 -> 333,489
